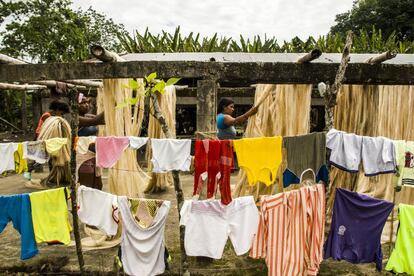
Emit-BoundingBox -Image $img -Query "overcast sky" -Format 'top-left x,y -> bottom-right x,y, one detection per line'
73,0 -> 354,42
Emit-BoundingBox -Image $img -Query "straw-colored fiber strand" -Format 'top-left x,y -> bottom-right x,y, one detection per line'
329,84 -> 414,243
98,78 -> 149,198
233,84 -> 312,200
145,86 -> 176,193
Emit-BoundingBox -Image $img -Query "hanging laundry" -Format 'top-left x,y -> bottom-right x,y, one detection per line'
118,196 -> 170,276
22,141 -> 48,164
128,136 -> 148,150
96,136 -> 130,168
361,136 -> 396,176
233,137 -> 282,186
326,129 -> 362,173
394,140 -> 414,187
0,143 -> 19,174
76,136 -> 96,155
324,188 -> 393,271
193,140 -> 233,204
0,194 -> 38,260
386,204 -> 414,275
77,186 -> 119,236
14,143 -> 28,174
29,188 -> 71,245
283,132 -> 328,188
180,196 -> 259,259
150,138 -> 191,173
250,184 -> 325,276
45,138 -> 68,156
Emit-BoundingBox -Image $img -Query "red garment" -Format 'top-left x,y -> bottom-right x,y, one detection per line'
193,140 -> 233,205
35,112 -> 51,136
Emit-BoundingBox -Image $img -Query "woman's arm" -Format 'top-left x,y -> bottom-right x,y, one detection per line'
223,106 -> 258,126
78,112 -> 105,127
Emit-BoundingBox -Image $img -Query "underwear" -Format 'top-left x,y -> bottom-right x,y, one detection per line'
22,141 -> 48,164
233,137 -> 283,186
77,186 -> 119,236
150,139 -> 191,173
361,136 -> 396,176
45,138 -> 68,156
128,136 -> 148,149
76,136 -> 96,155
96,136 -> 130,168
193,140 -> 233,204
327,129 -> 362,173
180,196 -> 259,259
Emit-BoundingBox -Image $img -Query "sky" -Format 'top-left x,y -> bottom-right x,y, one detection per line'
72,0 -> 355,42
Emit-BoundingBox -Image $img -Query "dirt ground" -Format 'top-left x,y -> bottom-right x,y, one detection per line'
0,166 -> 399,276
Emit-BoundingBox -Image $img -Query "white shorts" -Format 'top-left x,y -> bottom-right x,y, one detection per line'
180,196 -> 259,259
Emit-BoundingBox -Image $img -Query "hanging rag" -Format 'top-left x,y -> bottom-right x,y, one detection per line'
233,137 -> 282,186
250,184 -> 325,276
0,143 -> 19,174
0,194 -> 38,260
22,141 -> 48,164
76,136 -> 96,155
14,143 -> 28,174
77,185 -> 119,236
283,132 -> 328,188
326,129 -> 362,173
128,136 -> 149,150
118,196 -> 170,276
324,188 -> 394,271
96,136 -> 130,168
45,138 -> 69,156
385,203 -> 414,275
150,138 -> 191,173
29,187 -> 72,245
361,136 -> 396,176
394,140 -> 414,188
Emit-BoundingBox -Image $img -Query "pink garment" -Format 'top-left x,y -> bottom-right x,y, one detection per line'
96,137 -> 130,168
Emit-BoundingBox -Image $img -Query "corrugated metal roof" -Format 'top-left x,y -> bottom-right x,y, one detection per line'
120,52 -> 414,64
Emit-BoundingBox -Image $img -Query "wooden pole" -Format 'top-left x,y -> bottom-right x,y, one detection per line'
297,49 -> 322,63
68,89 -> 85,275
21,91 -> 27,133
365,50 -> 397,64
323,31 -> 353,130
0,82 -> 47,90
196,80 -> 217,139
90,45 -> 123,62
0,117 -> 22,131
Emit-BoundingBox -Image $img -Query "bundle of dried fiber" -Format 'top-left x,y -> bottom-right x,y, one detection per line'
97,78 -> 149,198
329,84 -> 414,243
233,84 -> 312,200
145,85 -> 176,193
37,116 -> 72,187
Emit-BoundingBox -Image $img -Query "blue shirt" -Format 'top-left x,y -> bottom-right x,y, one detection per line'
217,113 -> 236,140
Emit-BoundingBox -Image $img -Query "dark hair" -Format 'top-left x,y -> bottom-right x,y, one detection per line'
49,100 -> 70,114
217,98 -> 234,114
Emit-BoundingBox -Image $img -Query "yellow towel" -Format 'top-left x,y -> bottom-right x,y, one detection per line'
233,137 -> 283,186
14,143 -> 28,174
29,187 -> 72,245
45,138 -> 68,156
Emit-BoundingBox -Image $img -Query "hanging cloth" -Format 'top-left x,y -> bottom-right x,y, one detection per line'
0,143 -> 19,174
45,138 -> 68,156
361,136 -> 396,176
150,138 -> 191,173
14,143 -> 28,174
96,136 -> 130,168
76,136 -> 96,155
22,141 -> 48,164
128,136 -> 148,150
394,140 -> 414,188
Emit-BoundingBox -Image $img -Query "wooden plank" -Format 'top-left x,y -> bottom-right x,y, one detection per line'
1,61 -> 414,84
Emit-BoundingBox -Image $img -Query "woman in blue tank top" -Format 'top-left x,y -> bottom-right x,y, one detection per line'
216,98 -> 258,140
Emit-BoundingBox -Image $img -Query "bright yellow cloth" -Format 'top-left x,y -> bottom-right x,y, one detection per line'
14,143 -> 28,174
29,187 -> 71,245
233,137 -> 283,186
45,138 -> 68,156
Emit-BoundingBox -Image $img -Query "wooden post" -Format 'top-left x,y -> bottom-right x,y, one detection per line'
365,50 -> 397,64
32,91 -> 42,131
297,49 -> 322,63
323,31 -> 353,130
21,91 -> 27,133
68,90 -> 85,275
196,79 -> 217,139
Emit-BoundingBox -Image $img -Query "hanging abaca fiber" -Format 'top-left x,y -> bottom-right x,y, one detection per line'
233,84 -> 312,200
329,84 -> 414,243
97,79 -> 148,198
38,116 -> 72,187
145,85 -> 177,193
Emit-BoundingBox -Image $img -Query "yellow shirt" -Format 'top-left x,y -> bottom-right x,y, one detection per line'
233,137 -> 283,186
29,187 -> 71,245
45,138 -> 68,156
14,143 -> 28,174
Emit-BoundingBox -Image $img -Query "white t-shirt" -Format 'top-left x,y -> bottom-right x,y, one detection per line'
118,196 -> 170,276
77,186 -> 119,236
327,129 -> 362,172
361,136 -> 396,176
0,143 -> 19,174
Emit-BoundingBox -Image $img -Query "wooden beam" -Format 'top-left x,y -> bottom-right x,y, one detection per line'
297,49 -> 322,63
1,61 -> 414,84
0,82 -> 47,90
364,50 -> 397,64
